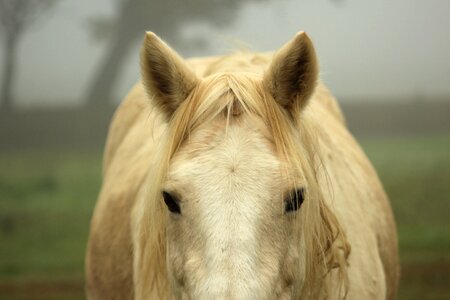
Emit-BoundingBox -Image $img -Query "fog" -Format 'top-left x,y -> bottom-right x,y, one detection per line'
1,3 -> 449,299
0,0 -> 449,108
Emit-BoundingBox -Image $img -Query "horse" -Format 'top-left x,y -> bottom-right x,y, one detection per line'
86,31 -> 399,300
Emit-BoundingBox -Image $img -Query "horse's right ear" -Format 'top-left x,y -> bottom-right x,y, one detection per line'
140,32 -> 199,119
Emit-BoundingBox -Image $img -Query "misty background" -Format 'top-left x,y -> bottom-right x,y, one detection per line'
0,0 -> 449,109
0,1 -> 449,299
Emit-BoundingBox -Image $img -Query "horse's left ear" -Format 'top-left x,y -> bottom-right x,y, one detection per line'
140,32 -> 199,119
263,31 -> 318,111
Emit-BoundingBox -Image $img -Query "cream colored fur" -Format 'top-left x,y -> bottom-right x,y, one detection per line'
86,32 -> 399,300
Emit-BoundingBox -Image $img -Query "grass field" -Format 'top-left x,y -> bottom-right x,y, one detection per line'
0,135 -> 449,299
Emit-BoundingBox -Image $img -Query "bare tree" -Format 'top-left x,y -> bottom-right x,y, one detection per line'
0,0 -> 56,111
85,0 -> 269,107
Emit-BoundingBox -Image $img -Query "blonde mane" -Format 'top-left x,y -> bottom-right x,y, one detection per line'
133,58 -> 351,298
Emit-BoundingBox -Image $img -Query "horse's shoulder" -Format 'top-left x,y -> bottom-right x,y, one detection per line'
102,83 -> 150,174
87,83 -> 156,299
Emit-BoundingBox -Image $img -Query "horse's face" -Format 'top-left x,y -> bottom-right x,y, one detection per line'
141,31 -> 320,299
163,116 -> 303,299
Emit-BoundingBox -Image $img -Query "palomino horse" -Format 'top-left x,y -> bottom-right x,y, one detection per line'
86,32 -> 399,300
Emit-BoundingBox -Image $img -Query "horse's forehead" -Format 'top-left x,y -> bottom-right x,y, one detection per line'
168,117 -> 280,184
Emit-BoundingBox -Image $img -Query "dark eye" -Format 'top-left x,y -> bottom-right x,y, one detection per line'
285,188 -> 305,213
162,191 -> 181,214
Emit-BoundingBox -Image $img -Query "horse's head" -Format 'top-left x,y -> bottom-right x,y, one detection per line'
139,32 -> 348,299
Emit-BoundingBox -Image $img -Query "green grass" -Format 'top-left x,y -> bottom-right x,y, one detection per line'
0,135 -> 449,299
0,150 -> 101,284
362,135 -> 450,299
362,135 -> 450,264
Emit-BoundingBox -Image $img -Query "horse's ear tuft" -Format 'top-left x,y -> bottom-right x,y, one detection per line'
140,32 -> 199,119
263,31 -> 318,112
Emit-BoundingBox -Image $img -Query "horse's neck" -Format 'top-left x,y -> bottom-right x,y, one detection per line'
187,55 -> 222,77
187,52 -> 273,77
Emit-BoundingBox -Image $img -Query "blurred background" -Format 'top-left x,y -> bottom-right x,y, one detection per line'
0,0 -> 449,299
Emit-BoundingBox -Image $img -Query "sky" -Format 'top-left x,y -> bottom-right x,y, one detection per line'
0,0 -> 449,107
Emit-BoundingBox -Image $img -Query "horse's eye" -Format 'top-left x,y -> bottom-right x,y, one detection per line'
285,188 -> 305,213
162,191 -> 181,214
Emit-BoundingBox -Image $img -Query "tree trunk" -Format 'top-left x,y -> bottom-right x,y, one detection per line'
84,30 -> 138,108
1,35 -> 18,112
